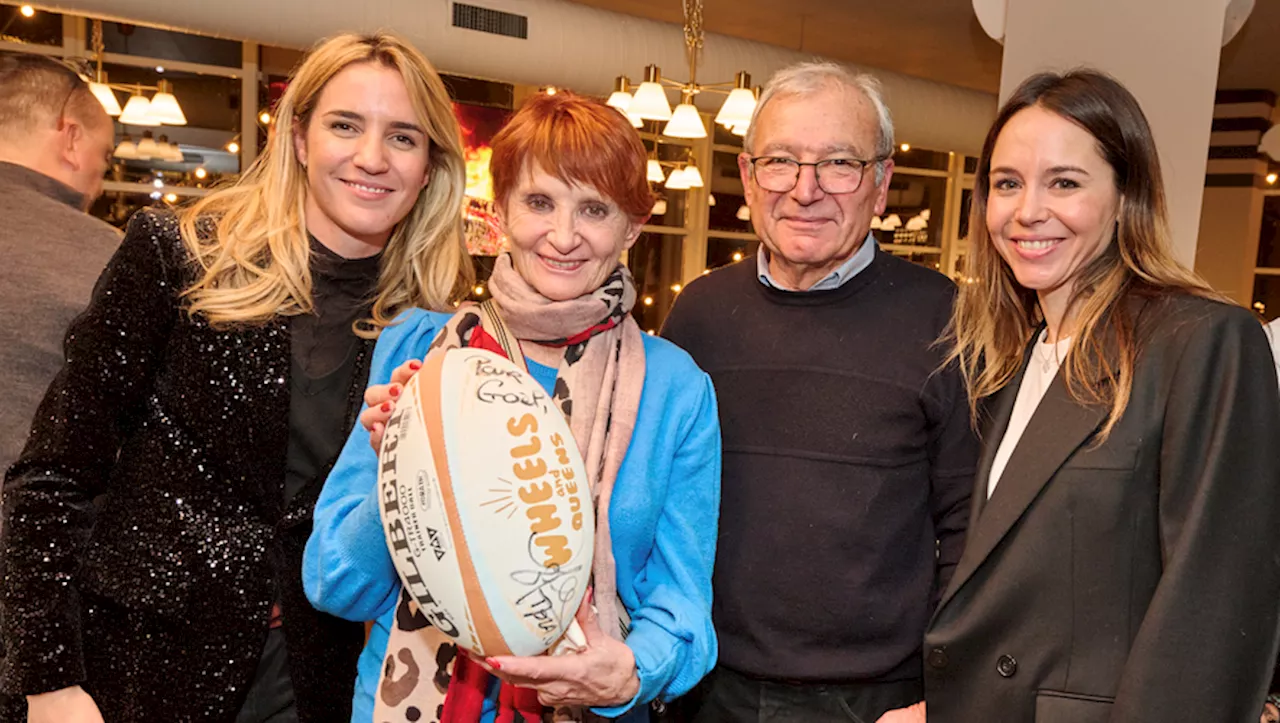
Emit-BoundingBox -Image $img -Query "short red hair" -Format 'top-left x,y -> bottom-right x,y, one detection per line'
491,91 -> 653,221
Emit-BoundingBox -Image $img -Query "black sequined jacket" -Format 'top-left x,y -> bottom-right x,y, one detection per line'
1,209 -> 368,721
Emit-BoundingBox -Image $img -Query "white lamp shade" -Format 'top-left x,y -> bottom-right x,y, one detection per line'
148,91 -> 187,125
736,204 -> 751,221
663,103 -> 707,139
665,167 -> 691,190
89,82 -> 122,116
1224,0 -> 1255,45
629,81 -> 672,121
646,159 -> 666,183
113,139 -> 139,160
920,208 -> 932,221
163,142 -> 185,162
708,194 -> 716,206
882,213 -> 903,230
651,199 -> 668,216
627,112 -> 643,128
971,0 -> 1007,43
135,135 -> 159,159
906,216 -> 928,231
682,164 -> 705,187
606,91 -> 632,112
714,87 -> 757,127
731,122 -> 748,137
119,94 -> 160,126
870,216 -> 883,230
1260,125 -> 1280,161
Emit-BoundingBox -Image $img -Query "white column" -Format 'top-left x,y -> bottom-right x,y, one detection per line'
997,0 -> 1237,266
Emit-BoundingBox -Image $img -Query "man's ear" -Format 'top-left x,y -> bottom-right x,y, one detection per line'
60,120 -> 86,171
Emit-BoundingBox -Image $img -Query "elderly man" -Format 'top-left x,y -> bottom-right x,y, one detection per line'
661,62 -> 976,723
0,51 -> 118,479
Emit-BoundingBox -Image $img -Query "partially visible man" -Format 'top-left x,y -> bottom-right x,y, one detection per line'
0,51 -> 119,478
662,62 -> 975,722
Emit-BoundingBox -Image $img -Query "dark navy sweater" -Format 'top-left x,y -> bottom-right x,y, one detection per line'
661,250 -> 976,683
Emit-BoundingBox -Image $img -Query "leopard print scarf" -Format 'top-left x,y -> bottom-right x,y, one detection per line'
374,253 -> 645,723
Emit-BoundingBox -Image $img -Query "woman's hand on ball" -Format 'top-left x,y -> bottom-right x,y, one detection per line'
361,359 -> 423,450
485,598 -> 640,708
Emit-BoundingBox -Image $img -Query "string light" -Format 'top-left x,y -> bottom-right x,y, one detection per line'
900,143 -> 911,152
1268,172 -> 1278,185
226,141 -> 240,154
259,111 -> 272,125
194,167 -> 208,179
19,5 -> 34,17
474,285 -> 486,296
670,284 -> 682,293
643,296 -> 654,306
732,251 -> 743,262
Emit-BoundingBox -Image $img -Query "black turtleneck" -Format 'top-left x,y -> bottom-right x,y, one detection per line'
284,236 -> 381,504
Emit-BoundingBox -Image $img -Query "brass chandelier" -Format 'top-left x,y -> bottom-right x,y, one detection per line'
606,0 -> 758,141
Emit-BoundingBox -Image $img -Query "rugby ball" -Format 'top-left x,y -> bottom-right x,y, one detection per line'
377,347 -> 594,658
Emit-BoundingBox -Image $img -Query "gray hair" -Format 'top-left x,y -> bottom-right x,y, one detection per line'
745,61 -> 895,184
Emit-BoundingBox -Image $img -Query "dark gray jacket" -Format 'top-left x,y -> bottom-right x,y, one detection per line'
0,161 -> 119,477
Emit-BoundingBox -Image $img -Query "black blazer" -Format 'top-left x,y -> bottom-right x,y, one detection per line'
924,293 -> 1280,723
1,210 -> 367,721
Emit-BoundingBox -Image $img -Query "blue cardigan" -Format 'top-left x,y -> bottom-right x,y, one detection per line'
303,309 -> 721,721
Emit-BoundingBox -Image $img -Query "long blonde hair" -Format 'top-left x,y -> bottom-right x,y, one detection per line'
947,70 -> 1222,440
179,32 -> 473,335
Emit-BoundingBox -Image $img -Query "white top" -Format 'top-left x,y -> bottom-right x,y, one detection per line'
987,330 -> 1073,499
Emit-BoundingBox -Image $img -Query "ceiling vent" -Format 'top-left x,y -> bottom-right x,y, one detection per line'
453,3 -> 528,39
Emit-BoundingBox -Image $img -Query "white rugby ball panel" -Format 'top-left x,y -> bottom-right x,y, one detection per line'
378,347 -> 594,658
377,356 -> 479,654
443,349 -> 594,657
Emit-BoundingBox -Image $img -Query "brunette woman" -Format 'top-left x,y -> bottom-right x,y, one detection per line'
925,70 -> 1280,723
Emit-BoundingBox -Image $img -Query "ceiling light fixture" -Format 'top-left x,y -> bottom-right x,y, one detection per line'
647,158 -> 666,184
611,0 -> 758,139
665,167 -> 692,190
86,21 -> 187,126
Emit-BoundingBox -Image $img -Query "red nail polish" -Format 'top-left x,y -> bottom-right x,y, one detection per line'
380,402 -> 392,413
486,658 -> 502,670
389,385 -> 401,398
409,360 -> 422,370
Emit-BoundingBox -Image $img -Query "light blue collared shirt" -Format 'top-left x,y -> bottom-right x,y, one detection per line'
756,231 -> 877,291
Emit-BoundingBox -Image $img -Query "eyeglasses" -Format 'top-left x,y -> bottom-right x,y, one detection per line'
747,156 -> 884,194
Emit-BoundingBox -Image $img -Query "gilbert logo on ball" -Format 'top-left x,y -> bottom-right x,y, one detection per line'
377,347 -> 594,658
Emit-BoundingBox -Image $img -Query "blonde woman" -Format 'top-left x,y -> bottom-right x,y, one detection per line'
1,32 -> 471,723
925,70 -> 1280,722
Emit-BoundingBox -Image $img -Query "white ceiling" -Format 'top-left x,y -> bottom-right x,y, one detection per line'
567,0 -> 1280,97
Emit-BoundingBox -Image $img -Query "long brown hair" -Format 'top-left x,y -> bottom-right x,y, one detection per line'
179,32 -> 473,336
947,69 -> 1221,440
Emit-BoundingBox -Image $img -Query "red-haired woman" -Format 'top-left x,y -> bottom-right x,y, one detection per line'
303,91 -> 721,722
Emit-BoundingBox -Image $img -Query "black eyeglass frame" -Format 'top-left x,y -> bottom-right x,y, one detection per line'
745,154 -> 889,195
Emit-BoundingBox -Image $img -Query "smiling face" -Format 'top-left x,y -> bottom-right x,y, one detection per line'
986,104 -> 1121,328
739,83 -> 892,290
501,163 -> 642,302
294,61 -> 431,258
